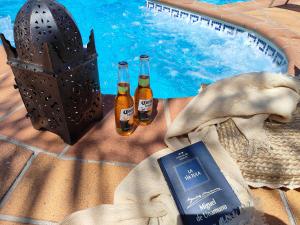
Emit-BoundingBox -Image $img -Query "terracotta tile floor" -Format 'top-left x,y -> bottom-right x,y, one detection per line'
0,65 -> 22,119
167,97 -> 194,122
0,47 -> 10,75
0,154 -> 132,222
65,99 -> 167,164
251,188 -> 290,225
0,0 -> 300,223
0,222 -> 30,225
0,141 -> 32,201
286,189 -> 300,224
0,107 -> 66,154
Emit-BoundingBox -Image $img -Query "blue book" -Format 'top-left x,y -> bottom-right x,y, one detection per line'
158,141 -> 241,225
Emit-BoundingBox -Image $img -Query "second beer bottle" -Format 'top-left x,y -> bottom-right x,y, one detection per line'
134,55 -> 153,125
115,61 -> 135,136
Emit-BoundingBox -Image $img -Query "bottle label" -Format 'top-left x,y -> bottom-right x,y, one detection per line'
120,106 -> 134,121
138,78 -> 149,87
118,82 -> 130,95
138,99 -> 153,112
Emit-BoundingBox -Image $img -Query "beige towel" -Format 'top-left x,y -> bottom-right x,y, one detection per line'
165,72 -> 300,151
61,148 -> 258,225
60,72 -> 300,225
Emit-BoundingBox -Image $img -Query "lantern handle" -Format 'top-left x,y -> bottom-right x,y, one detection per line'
87,29 -> 96,55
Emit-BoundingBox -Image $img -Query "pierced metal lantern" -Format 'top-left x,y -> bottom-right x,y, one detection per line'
0,0 -> 102,144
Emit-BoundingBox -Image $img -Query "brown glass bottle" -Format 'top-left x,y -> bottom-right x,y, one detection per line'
134,55 -> 153,125
115,62 -> 135,136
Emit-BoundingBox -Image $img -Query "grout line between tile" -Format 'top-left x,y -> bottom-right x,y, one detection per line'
0,152 -> 38,208
0,214 -> 58,225
278,190 -> 297,225
163,99 -> 171,128
58,144 -> 71,158
0,131 -> 135,167
0,134 -> 58,157
0,104 -> 24,122
60,155 -> 137,168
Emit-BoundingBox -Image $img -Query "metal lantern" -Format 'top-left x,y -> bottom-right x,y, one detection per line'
0,0 -> 102,144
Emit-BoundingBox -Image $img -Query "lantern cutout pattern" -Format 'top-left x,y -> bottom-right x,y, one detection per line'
0,0 -> 102,144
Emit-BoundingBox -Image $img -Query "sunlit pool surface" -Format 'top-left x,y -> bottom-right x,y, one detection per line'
0,0 -> 285,98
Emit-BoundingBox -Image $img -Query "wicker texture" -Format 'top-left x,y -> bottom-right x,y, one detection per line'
217,107 -> 300,189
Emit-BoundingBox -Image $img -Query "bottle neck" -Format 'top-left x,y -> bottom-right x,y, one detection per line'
118,65 -> 130,95
139,60 -> 150,77
139,59 -> 150,88
118,82 -> 130,95
118,66 -> 129,84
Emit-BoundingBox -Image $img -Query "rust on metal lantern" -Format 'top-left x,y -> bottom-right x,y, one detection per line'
0,0 -> 102,144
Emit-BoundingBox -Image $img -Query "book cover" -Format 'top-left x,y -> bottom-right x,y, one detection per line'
158,141 -> 241,225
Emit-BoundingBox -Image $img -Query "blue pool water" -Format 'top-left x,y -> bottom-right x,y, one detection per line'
0,0 -> 285,98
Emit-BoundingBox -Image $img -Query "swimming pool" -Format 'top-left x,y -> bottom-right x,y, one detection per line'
0,0 -> 287,98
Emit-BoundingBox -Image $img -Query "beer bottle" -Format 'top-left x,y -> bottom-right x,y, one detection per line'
134,55 -> 153,125
115,61 -> 135,136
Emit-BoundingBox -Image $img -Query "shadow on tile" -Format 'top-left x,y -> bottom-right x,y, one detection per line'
102,94 -> 115,117
0,141 -> 33,202
265,213 -> 289,225
294,66 -> 300,77
66,99 -> 167,164
0,72 -> 23,118
0,108 -> 66,153
277,4 -> 300,12
0,154 -> 132,222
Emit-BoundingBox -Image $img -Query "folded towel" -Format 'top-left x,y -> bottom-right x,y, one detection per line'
60,72 -> 300,225
165,72 -> 300,152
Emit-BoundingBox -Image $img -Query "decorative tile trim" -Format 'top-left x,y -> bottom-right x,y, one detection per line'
171,8 -> 180,17
146,0 -> 288,70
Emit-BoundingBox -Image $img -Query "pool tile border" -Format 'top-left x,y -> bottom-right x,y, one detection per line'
146,0 -> 288,71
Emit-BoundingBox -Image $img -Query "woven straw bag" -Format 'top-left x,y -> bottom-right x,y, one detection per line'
217,106 -> 300,189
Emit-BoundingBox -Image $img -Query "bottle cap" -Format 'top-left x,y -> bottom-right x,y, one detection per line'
140,55 -> 149,61
118,61 -> 128,68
